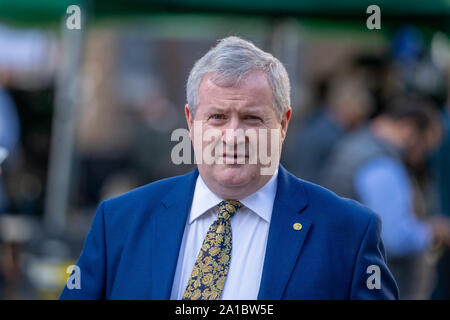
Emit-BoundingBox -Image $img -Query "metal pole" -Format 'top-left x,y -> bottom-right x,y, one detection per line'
43,16 -> 85,236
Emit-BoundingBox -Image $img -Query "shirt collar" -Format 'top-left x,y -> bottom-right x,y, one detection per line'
189,169 -> 278,224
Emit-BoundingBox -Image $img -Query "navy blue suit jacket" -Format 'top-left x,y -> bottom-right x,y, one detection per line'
60,165 -> 399,299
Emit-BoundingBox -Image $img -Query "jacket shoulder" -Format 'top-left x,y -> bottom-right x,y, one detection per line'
101,170 -> 196,220
299,175 -> 379,230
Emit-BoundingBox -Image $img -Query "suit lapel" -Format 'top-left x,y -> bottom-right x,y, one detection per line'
149,168 -> 199,299
258,165 -> 311,300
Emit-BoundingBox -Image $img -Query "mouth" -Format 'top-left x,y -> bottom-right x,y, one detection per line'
222,152 -> 248,158
220,153 -> 249,164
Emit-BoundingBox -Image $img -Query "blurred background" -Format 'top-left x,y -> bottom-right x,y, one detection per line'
0,0 -> 449,299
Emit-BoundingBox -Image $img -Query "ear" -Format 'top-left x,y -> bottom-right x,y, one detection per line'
280,108 -> 292,141
185,104 -> 194,134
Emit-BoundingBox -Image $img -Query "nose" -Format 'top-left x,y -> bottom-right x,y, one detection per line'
225,115 -> 241,131
221,116 -> 246,149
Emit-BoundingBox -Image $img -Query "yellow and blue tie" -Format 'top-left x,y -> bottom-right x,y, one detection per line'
182,200 -> 243,300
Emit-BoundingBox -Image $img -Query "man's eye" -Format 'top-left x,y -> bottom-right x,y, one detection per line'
245,115 -> 262,121
210,114 -> 226,120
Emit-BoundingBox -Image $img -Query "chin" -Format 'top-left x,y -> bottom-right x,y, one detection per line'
214,164 -> 257,187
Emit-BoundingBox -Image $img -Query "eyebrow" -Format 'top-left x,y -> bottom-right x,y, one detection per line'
204,106 -> 229,114
240,106 -> 265,113
204,105 -> 266,114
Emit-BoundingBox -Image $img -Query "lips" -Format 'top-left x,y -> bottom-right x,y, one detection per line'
222,153 -> 248,158
219,153 -> 249,164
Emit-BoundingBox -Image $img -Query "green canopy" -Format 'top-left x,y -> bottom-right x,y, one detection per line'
0,0 -> 449,25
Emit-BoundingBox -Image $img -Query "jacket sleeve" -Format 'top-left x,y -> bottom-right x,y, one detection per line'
349,214 -> 400,299
60,201 -> 107,300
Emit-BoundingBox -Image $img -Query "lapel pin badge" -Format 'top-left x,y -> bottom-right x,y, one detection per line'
293,223 -> 302,231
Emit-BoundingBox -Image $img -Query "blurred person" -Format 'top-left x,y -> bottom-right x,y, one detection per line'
431,88 -> 450,299
60,36 -> 398,300
0,70 -> 21,212
287,72 -> 373,183
75,31 -> 134,209
0,147 -> 7,174
320,102 -> 450,299
0,145 -> 6,297
129,77 -> 189,181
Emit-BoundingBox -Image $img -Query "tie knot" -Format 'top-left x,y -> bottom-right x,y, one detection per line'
217,200 -> 243,221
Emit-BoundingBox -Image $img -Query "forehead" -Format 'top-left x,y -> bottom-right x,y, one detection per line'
197,71 -> 273,110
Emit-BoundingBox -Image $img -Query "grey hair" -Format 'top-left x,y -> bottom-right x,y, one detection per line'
186,36 -> 291,121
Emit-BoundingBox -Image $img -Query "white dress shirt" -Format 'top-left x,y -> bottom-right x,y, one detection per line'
170,170 -> 278,300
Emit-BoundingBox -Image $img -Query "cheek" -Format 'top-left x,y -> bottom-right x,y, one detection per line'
258,126 -> 280,145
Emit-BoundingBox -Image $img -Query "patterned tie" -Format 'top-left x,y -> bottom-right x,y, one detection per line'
182,200 -> 243,300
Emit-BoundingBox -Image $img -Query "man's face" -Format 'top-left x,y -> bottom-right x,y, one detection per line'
185,71 -> 290,199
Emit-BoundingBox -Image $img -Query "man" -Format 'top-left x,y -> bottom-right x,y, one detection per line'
287,72 -> 373,183
320,104 -> 450,298
0,70 -> 20,212
60,36 -> 398,300
431,95 -> 450,299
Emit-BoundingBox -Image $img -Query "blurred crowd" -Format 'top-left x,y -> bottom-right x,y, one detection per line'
0,21 -> 449,299
284,27 -> 450,299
